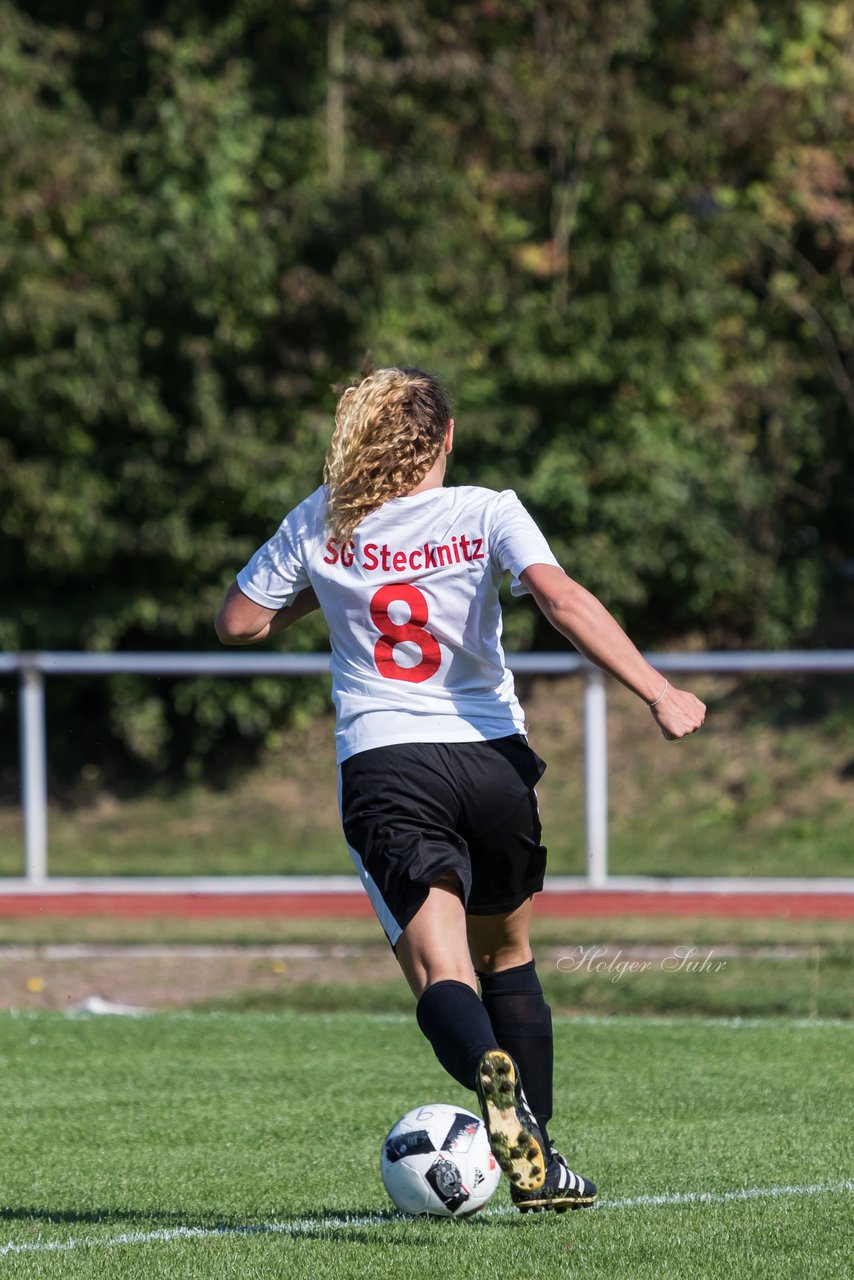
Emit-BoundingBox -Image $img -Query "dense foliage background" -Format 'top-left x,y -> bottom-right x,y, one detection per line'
1,0 -> 852,779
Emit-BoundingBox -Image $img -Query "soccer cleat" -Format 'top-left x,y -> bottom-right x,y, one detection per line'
510,1145 -> 598,1213
474,1049 -> 546,1192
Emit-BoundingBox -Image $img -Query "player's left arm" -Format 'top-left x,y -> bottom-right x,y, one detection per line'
520,563 -> 705,741
215,582 -> 320,646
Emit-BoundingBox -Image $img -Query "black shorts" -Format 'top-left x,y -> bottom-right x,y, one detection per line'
339,735 -> 548,947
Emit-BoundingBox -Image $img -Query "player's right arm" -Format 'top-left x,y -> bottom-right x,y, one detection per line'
520,563 -> 705,741
218,488 -> 325,645
215,582 -> 320,645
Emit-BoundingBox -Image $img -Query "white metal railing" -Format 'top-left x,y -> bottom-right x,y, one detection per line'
2,649 -> 854,887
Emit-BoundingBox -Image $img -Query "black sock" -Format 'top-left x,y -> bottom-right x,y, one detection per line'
478,960 -> 554,1150
415,980 -> 498,1091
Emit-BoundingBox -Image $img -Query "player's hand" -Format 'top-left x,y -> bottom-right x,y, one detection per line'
650,685 -> 706,740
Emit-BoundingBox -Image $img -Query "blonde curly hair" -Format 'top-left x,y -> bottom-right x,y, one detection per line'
324,362 -> 452,542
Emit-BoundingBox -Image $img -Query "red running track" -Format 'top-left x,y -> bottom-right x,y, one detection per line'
0,890 -> 851,919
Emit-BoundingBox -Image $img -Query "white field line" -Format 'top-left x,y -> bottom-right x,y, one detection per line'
2,873 -> 853,895
1,1180 -> 851,1260
601,1180 -> 854,1209
4,1009 -> 850,1029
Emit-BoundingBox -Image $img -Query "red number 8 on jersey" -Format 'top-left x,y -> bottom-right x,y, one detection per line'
370,584 -> 442,683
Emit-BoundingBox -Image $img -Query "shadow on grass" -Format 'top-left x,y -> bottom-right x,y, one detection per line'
0,1205 -> 252,1229
0,1203 -> 459,1244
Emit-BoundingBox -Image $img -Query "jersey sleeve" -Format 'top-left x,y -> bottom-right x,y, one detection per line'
489,490 -> 562,597
236,491 -> 319,610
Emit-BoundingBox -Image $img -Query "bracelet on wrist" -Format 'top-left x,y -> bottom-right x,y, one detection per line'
647,678 -> 669,708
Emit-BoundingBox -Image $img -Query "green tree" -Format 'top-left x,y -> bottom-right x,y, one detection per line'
1,0 -> 852,783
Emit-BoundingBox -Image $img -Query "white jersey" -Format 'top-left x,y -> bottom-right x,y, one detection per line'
237,485 -> 561,762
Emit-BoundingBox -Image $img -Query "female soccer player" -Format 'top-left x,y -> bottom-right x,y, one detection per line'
216,365 -> 706,1213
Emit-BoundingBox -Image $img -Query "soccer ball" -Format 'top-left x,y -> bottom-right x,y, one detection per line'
381,1103 -> 501,1217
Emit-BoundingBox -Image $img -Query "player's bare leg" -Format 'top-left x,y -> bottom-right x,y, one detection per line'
395,875 -> 475,997
397,876 -> 546,1191
466,895 -> 535,975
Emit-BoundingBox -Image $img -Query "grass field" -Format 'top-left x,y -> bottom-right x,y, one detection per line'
2,1011 -> 851,1279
